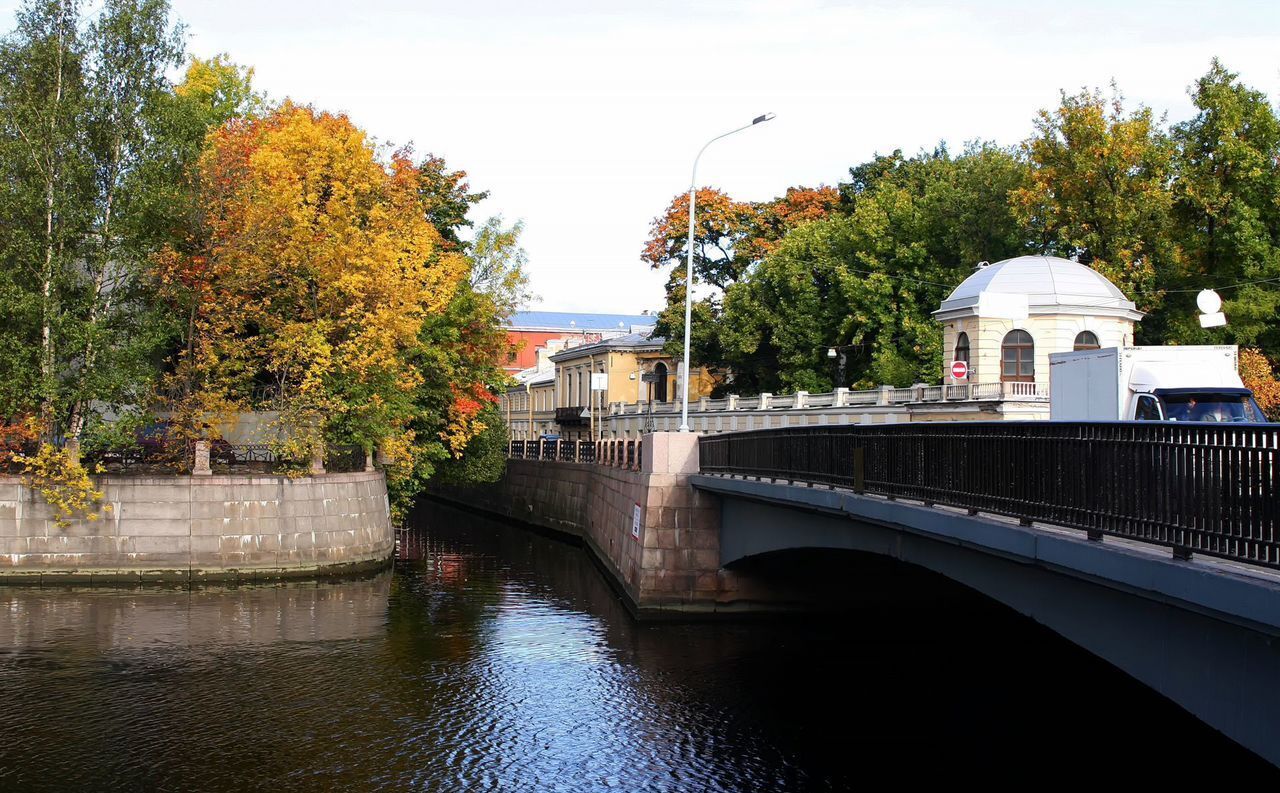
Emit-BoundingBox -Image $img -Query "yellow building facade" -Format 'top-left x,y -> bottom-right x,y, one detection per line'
502,333 -> 714,440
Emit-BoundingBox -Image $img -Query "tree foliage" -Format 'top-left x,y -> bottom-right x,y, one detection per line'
0,0 -> 183,445
152,103 -> 514,513
1011,86 -> 1180,316
641,185 -> 840,383
469,215 -> 532,314
157,104 -> 468,455
1164,60 -> 1280,350
1239,348 -> 1280,421
715,144 -> 1030,391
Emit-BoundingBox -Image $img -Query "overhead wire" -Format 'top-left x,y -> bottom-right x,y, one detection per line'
806,260 -> 1280,297
1164,275 -> 1280,293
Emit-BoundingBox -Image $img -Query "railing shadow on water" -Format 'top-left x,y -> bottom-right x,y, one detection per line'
698,422 -> 1280,571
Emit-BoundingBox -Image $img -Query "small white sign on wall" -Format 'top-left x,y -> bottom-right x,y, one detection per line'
591,372 -> 609,391
631,503 -> 642,540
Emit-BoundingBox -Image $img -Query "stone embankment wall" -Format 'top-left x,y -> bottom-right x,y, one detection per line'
433,433 -> 772,615
0,471 -> 393,583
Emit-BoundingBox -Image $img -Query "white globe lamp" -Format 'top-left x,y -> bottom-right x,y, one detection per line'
1197,289 -> 1226,328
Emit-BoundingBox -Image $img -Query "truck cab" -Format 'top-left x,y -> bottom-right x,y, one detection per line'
1132,387 -> 1266,423
1049,345 -> 1268,423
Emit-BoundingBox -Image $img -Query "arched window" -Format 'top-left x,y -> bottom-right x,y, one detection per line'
653,362 -> 669,403
1073,330 -> 1100,351
954,332 -> 970,365
1001,330 -> 1035,382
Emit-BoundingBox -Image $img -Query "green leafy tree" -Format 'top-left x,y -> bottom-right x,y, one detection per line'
1012,85 -> 1181,317
641,185 -> 840,384
468,215 -> 533,313
1164,60 -> 1280,354
63,0 -> 184,446
716,144 -> 1031,392
416,154 -> 488,250
0,0 -> 183,449
0,0 -> 89,433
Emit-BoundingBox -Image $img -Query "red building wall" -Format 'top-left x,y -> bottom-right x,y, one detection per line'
504,330 -> 604,374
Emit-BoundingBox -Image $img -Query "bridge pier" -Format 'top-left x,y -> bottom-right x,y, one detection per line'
432,433 -> 783,615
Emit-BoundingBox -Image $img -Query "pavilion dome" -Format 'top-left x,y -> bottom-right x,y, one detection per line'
933,255 -> 1143,321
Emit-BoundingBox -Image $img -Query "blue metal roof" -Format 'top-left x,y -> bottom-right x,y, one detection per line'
507,311 -> 657,331
548,332 -> 667,362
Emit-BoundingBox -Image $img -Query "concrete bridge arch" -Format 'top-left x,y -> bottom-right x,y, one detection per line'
698,474 -> 1280,767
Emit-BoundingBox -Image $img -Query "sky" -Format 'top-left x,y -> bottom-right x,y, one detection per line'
7,0 -> 1280,313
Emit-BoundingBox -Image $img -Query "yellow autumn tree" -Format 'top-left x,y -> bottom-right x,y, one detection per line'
1240,348 -> 1280,421
159,103 -> 468,468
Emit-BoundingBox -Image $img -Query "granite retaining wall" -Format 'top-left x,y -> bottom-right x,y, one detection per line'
0,471 -> 393,583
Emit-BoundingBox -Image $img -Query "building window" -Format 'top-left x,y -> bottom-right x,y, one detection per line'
653,362 -> 669,403
955,332 -> 970,364
1001,330 -> 1035,382
1073,330 -> 1100,351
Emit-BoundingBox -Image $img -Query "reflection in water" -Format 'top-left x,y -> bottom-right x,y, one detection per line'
0,501 -> 1273,791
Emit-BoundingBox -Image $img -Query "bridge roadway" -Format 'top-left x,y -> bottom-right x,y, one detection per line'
692,473 -> 1280,768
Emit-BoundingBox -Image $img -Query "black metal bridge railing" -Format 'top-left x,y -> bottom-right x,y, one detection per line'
507,439 -> 644,470
699,422 -> 1280,571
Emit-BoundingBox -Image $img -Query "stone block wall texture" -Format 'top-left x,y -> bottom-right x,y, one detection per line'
0,471 -> 393,582
434,449 -> 778,614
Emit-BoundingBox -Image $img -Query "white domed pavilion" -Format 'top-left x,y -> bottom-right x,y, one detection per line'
932,256 -> 1143,386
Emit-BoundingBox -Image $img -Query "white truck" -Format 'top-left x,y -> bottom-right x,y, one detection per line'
1048,345 -> 1267,423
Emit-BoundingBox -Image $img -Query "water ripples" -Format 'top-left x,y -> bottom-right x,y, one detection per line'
0,503 -> 1274,790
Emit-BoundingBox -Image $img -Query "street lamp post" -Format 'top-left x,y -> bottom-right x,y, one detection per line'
826,343 -> 862,388
827,347 -> 847,388
679,112 -> 775,432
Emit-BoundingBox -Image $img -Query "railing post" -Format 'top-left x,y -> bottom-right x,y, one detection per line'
699,396 -> 709,412
758,393 -> 772,410
878,385 -> 893,405
833,388 -> 849,407
192,440 -> 211,476
794,391 -> 809,409
726,394 -> 739,411
310,447 -> 326,476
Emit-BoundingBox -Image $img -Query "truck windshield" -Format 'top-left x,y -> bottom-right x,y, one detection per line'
1160,393 -> 1265,423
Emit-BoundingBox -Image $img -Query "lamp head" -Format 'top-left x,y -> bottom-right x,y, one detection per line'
1196,289 -> 1222,314
752,112 -> 776,125
827,348 -> 838,359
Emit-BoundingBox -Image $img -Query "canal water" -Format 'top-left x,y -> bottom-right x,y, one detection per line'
0,500 -> 1273,791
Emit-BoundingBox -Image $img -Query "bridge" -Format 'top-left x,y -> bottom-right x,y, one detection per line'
433,423 -> 1280,766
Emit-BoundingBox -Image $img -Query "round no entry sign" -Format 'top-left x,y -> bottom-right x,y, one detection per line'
951,360 -> 969,380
